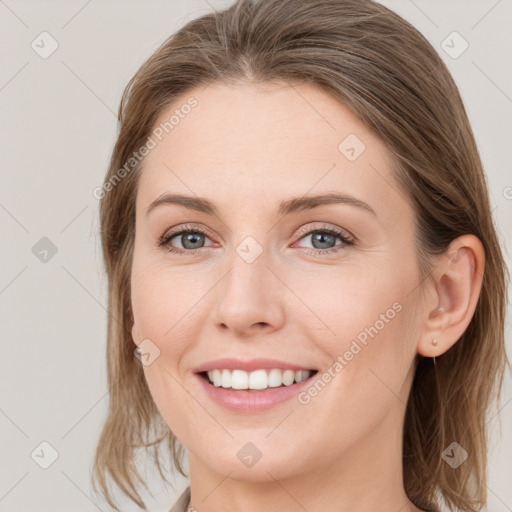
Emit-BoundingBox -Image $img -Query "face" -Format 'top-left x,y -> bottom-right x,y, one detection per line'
130,81 -> 426,482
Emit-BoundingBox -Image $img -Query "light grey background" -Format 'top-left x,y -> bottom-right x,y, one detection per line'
1,1 -> 511,511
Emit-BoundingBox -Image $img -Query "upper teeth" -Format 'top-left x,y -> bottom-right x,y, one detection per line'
206,369 -> 312,390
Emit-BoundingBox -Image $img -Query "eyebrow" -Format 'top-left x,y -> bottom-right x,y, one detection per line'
145,192 -> 376,217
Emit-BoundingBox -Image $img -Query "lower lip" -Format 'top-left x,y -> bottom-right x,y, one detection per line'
194,372 -> 316,412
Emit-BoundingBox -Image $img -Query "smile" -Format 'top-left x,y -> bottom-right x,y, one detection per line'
195,368 -> 319,412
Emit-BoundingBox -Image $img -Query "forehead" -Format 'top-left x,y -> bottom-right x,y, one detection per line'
137,81 -> 411,224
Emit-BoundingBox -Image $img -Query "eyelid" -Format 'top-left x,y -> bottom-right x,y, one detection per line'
160,222 -> 353,242
161,223 -> 212,239
294,222 -> 355,242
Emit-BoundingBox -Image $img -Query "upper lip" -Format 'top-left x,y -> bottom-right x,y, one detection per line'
193,358 -> 317,373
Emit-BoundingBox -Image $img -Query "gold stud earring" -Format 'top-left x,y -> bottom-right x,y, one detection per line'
432,339 -> 439,367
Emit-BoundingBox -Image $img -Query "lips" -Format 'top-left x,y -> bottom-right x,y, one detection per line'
194,366 -> 319,412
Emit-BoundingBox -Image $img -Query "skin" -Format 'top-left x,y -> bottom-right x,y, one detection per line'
130,81 -> 484,512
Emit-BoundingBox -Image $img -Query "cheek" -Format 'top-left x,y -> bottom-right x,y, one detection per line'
289,262 -> 407,345
130,263 -> 202,432
292,258 -> 417,397
130,259 -> 214,382
130,256 -> 199,338
294,292 -> 415,452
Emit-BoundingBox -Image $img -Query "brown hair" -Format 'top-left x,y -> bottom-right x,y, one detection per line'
92,0 -> 509,510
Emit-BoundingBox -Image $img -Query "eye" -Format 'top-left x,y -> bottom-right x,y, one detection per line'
292,224 -> 354,256
158,223 -> 354,256
158,224 -> 216,254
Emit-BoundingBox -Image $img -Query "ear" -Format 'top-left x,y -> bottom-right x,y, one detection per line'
417,234 -> 485,358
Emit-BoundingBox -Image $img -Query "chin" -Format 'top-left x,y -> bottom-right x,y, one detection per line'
193,440 -> 311,483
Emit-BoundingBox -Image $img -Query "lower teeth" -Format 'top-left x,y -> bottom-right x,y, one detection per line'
206,378 -> 300,390
236,385 -> 288,391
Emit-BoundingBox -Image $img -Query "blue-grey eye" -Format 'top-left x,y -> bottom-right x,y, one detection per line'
309,232 -> 337,250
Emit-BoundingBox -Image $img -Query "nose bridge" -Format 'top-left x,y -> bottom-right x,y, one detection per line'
212,235 -> 286,334
222,238 -> 272,305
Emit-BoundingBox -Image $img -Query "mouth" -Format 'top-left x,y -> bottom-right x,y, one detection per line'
197,368 -> 319,392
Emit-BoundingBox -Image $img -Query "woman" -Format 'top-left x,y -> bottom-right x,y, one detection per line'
92,0 -> 509,511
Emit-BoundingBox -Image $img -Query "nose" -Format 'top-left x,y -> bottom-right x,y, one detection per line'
212,248 -> 286,338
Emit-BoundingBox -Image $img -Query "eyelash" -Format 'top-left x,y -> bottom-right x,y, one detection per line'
158,223 -> 354,257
